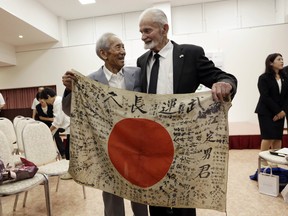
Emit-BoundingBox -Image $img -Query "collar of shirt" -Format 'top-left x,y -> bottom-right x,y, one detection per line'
103,65 -> 125,89
155,40 -> 173,59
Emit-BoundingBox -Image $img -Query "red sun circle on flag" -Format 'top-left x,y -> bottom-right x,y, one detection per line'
108,118 -> 174,188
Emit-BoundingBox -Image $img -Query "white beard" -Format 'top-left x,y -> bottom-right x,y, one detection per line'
144,40 -> 157,50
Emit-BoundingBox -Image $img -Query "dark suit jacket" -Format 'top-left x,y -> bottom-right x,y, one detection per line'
62,66 -> 141,116
136,41 -> 237,97
255,71 -> 288,116
283,66 -> 288,75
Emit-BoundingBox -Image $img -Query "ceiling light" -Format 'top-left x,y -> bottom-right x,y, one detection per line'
18,35 -> 23,39
78,0 -> 96,4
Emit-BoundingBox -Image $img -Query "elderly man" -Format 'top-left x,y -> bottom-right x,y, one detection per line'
137,8 -> 237,216
62,32 -> 148,216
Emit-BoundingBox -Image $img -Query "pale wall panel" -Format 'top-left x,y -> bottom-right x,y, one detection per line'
172,4 -> 203,34
204,0 -> 238,31
239,0 -> 276,27
286,0 -> 288,22
67,18 -> 95,45
124,12 -> 142,40
94,14 -> 123,40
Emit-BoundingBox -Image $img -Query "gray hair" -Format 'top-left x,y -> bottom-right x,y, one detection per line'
139,8 -> 168,28
95,32 -> 117,59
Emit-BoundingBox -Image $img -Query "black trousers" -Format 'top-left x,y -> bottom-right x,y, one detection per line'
149,206 -> 196,216
53,128 -> 65,156
65,134 -> 70,160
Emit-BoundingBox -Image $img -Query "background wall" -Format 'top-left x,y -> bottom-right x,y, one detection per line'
0,0 -> 288,123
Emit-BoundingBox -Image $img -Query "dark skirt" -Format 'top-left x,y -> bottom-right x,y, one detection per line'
258,114 -> 285,139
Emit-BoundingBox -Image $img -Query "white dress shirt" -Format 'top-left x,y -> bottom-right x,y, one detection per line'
103,66 -> 125,90
52,96 -> 70,134
277,79 -> 282,94
31,97 -> 39,109
147,40 -> 174,94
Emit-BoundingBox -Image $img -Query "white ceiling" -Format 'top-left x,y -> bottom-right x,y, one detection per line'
37,0 -> 217,20
0,0 -> 220,47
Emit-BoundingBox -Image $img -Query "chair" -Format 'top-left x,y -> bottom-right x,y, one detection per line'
14,117 -> 35,155
0,130 -> 52,216
12,115 -> 24,128
21,121 -> 86,198
0,117 -> 20,164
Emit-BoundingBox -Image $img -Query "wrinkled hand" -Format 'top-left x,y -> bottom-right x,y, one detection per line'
273,110 -> 286,122
211,82 -> 232,102
62,71 -> 77,91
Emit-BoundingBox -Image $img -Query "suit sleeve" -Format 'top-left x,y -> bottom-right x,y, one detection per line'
195,46 -> 237,98
257,75 -> 282,115
133,67 -> 142,92
62,89 -> 72,116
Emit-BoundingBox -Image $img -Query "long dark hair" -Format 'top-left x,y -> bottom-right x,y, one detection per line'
264,53 -> 282,74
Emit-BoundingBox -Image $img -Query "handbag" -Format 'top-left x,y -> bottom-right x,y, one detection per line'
258,167 -> 279,197
0,157 -> 38,184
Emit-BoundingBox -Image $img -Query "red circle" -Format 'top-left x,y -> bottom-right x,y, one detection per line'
108,118 -> 174,188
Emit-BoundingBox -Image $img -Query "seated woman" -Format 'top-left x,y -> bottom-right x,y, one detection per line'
35,93 -> 65,158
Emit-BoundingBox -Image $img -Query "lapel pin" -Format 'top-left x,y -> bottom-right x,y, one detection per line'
179,54 -> 184,58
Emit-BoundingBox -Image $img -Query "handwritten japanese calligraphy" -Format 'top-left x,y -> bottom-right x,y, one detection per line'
69,70 -> 231,212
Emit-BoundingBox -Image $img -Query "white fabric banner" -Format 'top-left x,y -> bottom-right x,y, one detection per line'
69,71 -> 231,212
